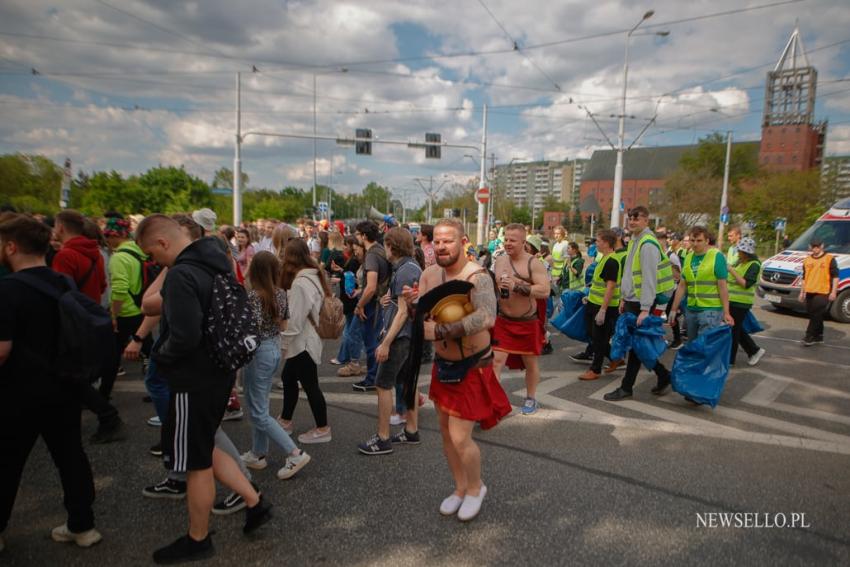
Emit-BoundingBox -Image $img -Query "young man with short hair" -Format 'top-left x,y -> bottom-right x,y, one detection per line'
726,226 -> 741,266
304,220 -> 321,259
352,220 -> 390,392
136,215 -> 271,564
0,214 -> 102,550
358,227 -> 423,455
798,238 -> 839,346
491,224 -> 551,415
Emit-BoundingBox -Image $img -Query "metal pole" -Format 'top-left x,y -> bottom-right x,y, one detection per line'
328,161 -> 333,221
611,33 -> 630,229
312,73 -> 317,217
476,104 -> 488,246
428,176 -> 433,223
233,72 -> 242,227
717,130 -> 733,248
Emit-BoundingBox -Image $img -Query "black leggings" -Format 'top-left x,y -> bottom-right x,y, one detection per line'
729,305 -> 760,363
280,351 -> 328,428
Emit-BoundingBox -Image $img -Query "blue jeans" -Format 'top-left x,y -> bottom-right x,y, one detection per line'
361,302 -> 381,386
144,356 -> 170,423
336,312 -> 363,363
685,309 -> 725,340
244,338 -> 297,456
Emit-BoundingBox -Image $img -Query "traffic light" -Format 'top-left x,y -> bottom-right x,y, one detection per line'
356,128 -> 372,155
425,132 -> 441,159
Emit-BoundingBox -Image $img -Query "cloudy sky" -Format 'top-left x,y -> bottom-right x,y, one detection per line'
1,0 -> 849,208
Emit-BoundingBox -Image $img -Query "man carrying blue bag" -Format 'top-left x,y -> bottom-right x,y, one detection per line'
667,226 -> 735,406
604,207 -> 676,401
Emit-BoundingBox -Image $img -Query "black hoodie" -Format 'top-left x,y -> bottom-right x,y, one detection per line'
153,236 -> 234,391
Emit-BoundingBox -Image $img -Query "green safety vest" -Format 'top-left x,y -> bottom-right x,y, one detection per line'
683,249 -> 723,309
628,233 -> 676,299
588,253 -> 621,307
727,259 -> 761,306
551,241 -> 568,278
568,256 -> 585,290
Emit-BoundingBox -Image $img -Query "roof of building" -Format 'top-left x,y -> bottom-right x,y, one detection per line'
581,142 -> 760,182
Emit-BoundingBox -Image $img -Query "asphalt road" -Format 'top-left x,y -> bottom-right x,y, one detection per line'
3,298 -> 850,566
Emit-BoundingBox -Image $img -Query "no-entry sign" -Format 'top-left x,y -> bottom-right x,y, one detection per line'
476,187 -> 490,204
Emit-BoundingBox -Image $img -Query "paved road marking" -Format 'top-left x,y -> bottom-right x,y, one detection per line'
758,334 -> 850,352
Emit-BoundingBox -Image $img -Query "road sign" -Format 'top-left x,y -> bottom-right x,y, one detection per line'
476,186 -> 490,204
774,218 -> 786,232
721,205 -> 729,215
318,201 -> 328,212
720,212 -> 730,223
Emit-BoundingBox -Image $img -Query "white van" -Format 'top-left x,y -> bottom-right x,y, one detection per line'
757,197 -> 850,323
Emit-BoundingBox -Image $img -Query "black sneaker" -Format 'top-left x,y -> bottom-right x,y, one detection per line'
358,434 -> 393,455
603,388 -> 633,402
541,342 -> 553,355
142,478 -> 187,500
243,495 -> 273,534
569,351 -> 593,364
153,534 -> 214,564
802,336 -> 814,347
813,336 -> 824,344
670,339 -> 684,350
651,378 -> 671,396
149,443 -> 163,457
90,418 -> 127,444
352,380 -> 376,392
390,429 -> 421,445
213,482 -> 261,516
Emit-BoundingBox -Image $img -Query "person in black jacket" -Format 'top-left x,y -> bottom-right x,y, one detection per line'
136,215 -> 271,564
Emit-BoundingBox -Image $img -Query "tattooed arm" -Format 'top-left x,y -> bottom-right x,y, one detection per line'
435,272 -> 497,339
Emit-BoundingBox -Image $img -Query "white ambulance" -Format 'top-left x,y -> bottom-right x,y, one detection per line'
757,197 -> 850,323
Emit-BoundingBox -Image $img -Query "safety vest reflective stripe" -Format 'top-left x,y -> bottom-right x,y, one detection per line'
629,234 -> 676,297
683,249 -> 722,308
727,260 -> 760,306
588,253 -> 621,307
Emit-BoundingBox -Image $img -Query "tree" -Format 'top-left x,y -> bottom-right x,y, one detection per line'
679,132 -> 759,180
0,153 -> 63,213
742,169 -> 824,243
211,167 -> 248,190
657,167 -> 725,232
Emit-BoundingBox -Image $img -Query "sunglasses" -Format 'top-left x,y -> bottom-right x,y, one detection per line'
628,213 -> 645,220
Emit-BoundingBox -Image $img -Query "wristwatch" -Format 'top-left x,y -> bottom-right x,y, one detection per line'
131,334 -> 144,343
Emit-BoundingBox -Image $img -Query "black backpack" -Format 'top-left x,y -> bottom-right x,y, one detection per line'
116,248 -> 162,308
199,267 -> 260,371
11,272 -> 115,386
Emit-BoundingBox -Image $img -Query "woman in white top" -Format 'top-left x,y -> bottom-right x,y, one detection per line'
278,239 -> 332,444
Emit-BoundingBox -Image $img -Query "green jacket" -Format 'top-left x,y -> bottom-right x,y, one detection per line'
109,240 -> 146,318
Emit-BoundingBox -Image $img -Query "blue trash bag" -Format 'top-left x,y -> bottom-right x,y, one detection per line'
562,301 -> 589,342
550,290 -> 585,331
671,325 -> 733,408
609,312 -> 667,369
742,310 -> 764,334
609,313 -> 634,362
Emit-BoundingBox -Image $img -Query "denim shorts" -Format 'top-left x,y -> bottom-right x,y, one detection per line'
375,337 -> 412,390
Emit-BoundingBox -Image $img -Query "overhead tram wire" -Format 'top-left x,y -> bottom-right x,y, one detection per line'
0,0 -> 810,79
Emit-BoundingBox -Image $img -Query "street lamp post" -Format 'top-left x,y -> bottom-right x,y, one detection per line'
611,10 -> 655,228
313,68 -> 348,218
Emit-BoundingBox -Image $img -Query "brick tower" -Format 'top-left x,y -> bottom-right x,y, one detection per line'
759,26 -> 827,172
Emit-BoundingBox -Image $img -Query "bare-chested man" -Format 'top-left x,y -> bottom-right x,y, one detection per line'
403,218 -> 510,522
491,224 -> 550,415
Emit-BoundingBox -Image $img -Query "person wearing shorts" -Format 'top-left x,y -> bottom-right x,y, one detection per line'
358,227 -> 422,455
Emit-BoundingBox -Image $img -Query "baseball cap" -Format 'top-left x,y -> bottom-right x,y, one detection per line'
192,208 -> 217,232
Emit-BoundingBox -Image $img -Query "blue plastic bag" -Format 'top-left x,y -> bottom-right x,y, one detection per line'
546,295 -> 555,319
671,326 -> 733,408
562,302 -> 589,342
742,310 -> 764,334
550,290 -> 585,331
344,271 -> 356,297
609,312 -> 667,369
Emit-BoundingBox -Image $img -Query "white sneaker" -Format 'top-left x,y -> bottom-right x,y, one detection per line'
277,451 -> 312,480
146,416 -> 161,427
457,484 -> 487,521
240,450 -> 268,470
439,494 -> 464,516
51,524 -> 103,548
276,417 -> 294,434
389,414 -> 406,426
748,348 -> 766,366
298,428 -> 332,444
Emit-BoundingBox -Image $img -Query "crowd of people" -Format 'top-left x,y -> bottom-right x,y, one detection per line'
0,201 -> 840,563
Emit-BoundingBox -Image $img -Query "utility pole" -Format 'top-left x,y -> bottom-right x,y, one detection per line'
233,72 -> 242,227
476,104 -> 488,246
487,152 -> 496,238
717,131 -> 733,248
312,73 -> 317,218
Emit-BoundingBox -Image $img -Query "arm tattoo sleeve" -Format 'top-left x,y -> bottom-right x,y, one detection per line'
461,273 -> 497,336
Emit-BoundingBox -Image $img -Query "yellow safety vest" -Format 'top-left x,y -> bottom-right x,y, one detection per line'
628,233 -> 676,299
588,253 -> 621,307
727,260 -> 760,306
551,240 -> 568,279
683,249 -> 722,309
568,256 -> 585,290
